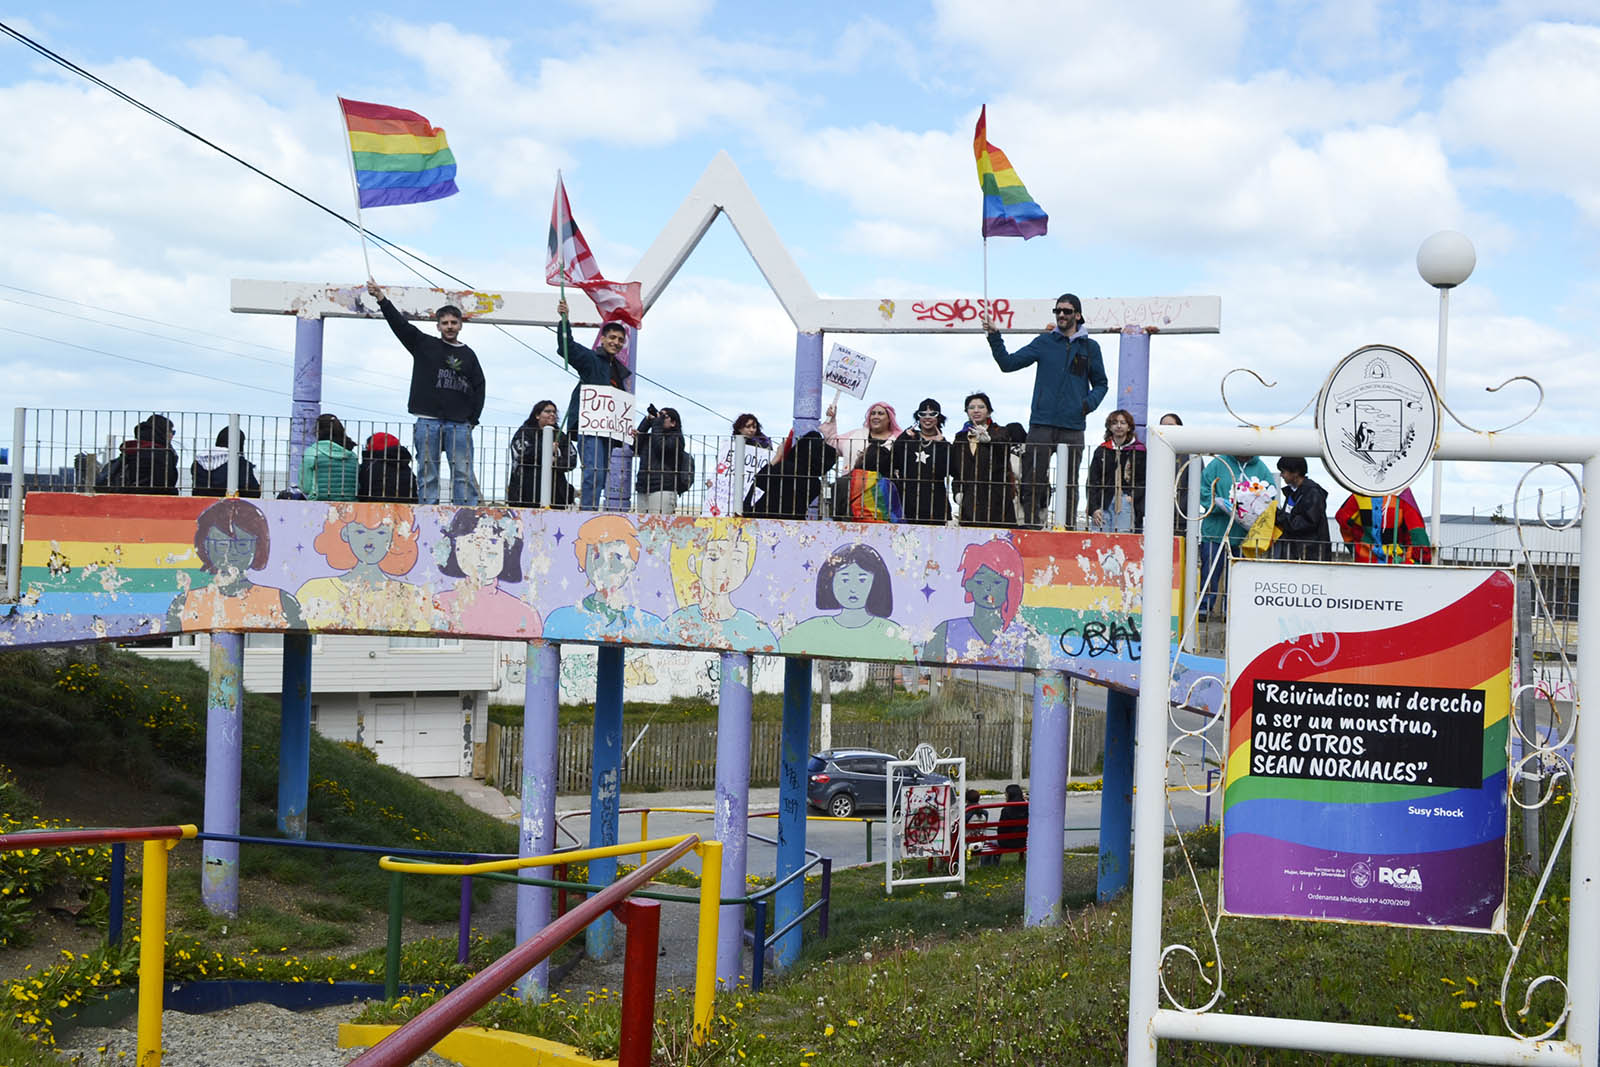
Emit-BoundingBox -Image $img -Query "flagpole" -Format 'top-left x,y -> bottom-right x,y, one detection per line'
338,98 -> 374,280
556,170 -> 570,371
982,236 -> 989,314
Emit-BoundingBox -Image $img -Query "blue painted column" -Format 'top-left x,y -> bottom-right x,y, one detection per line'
277,635 -> 312,839
289,316 -> 324,488
202,632 -> 245,916
1099,689 -> 1137,901
586,644 -> 625,959
1117,327 -> 1151,442
773,657 -> 812,968
516,640 -> 561,997
714,653 -> 754,985
1023,670 -> 1068,927
793,332 -> 823,436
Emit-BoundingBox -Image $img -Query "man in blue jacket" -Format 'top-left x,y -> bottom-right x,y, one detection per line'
983,293 -> 1108,527
557,297 -> 631,510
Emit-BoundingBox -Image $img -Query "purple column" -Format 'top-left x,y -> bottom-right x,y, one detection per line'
289,316 -> 324,487
202,632 -> 245,916
714,652 -> 753,985
1023,670 -> 1068,927
793,332 -> 823,436
1117,327 -> 1151,443
516,640 -> 561,997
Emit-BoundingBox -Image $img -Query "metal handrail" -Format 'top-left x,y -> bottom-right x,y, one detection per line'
349,835 -> 701,1067
0,823 -> 198,1067
372,833 -> 723,1049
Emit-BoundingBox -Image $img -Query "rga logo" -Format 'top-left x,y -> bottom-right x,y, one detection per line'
1378,866 -> 1423,892
1349,860 -> 1373,889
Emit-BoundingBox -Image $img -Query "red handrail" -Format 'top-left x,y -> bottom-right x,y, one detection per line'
348,834 -> 700,1067
0,825 -> 191,850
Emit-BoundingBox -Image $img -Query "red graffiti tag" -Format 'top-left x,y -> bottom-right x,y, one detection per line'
910,298 -> 1014,329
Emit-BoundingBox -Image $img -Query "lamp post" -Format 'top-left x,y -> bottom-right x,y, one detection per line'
1416,230 -> 1476,551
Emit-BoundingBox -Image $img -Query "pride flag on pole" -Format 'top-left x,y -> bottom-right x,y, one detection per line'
973,105 -> 1047,239
338,97 -> 459,208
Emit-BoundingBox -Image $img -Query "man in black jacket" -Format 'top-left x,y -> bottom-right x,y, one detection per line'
1274,456 -> 1332,560
556,297 -> 631,510
366,280 -> 486,506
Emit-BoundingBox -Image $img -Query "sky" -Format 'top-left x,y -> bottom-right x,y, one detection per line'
2,0 -> 1597,522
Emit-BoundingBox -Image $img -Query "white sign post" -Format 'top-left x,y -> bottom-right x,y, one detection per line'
885,749 -> 967,894
824,343 -> 876,399
577,385 -> 636,444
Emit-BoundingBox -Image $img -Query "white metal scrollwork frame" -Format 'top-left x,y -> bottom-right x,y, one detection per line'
1130,399 -> 1597,1066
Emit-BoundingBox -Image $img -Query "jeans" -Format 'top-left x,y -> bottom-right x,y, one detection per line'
414,418 -> 479,506
578,434 -> 611,510
1093,494 -> 1135,533
1021,426 -> 1085,528
1198,538 -> 1232,617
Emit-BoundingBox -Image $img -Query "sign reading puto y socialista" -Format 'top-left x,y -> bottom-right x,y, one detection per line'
577,385 -> 636,443
1222,559 -> 1513,933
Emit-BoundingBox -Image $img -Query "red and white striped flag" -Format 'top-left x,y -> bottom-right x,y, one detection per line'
546,173 -> 644,328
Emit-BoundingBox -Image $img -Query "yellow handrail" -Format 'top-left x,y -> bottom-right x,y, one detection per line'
379,833 -> 724,1044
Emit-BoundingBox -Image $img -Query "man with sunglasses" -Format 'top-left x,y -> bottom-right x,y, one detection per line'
982,293 -> 1107,528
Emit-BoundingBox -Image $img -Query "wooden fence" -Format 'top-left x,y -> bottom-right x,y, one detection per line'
488,711 -> 1105,795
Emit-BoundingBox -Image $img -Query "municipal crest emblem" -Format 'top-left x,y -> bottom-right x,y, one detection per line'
1316,345 -> 1439,496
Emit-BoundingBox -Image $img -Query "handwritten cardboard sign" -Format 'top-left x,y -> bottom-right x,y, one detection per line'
824,343 -> 876,399
577,386 -> 636,443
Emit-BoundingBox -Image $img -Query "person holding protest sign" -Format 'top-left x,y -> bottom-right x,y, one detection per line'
891,398 -> 953,525
981,294 -> 1107,528
366,280 -> 485,506
556,297 -> 631,510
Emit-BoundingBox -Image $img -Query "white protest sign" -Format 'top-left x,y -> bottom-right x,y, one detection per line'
824,343 -> 876,399
577,385 -> 636,443
702,440 -> 773,517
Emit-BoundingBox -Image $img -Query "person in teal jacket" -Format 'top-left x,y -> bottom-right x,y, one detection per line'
982,294 -> 1108,527
300,414 -> 360,502
1197,452 -> 1273,617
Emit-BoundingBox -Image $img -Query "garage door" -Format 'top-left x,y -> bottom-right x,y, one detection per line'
369,700 -> 466,778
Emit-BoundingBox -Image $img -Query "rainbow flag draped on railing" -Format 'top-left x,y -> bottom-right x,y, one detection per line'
973,106 -> 1046,239
338,97 -> 459,208
847,470 -> 904,523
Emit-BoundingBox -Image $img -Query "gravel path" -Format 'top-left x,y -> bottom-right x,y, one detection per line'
53,1001 -> 460,1067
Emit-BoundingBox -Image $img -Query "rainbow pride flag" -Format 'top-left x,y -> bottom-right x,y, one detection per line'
973,106 -> 1047,240
847,470 -> 903,523
338,97 -> 459,208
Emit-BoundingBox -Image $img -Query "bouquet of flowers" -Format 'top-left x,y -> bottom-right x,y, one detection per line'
1233,476 -> 1280,557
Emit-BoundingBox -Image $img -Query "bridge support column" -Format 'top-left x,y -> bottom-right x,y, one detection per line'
793,331 -> 823,437
202,632 -> 245,916
517,640 -> 561,997
289,316 -> 323,487
773,657 -> 811,968
1024,670 -> 1069,927
586,645 -> 625,959
1117,327 -> 1151,441
277,634 -> 312,839
1099,689 -> 1136,901
714,652 -> 753,986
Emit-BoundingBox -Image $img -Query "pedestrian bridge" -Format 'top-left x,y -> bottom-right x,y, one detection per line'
2,493 -> 1211,698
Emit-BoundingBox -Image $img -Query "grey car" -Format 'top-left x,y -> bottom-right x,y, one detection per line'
806,748 -> 950,818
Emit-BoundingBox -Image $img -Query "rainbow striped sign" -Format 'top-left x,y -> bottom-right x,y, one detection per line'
1220,560 -> 1512,931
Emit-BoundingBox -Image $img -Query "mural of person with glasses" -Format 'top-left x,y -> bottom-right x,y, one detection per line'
169,499 -> 304,632
981,293 -> 1107,528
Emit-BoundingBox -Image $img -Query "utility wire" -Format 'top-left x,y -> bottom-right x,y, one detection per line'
0,19 -> 731,425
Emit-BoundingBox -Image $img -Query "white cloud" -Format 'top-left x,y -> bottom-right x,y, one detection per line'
567,0 -> 715,26
1440,20 -> 1600,223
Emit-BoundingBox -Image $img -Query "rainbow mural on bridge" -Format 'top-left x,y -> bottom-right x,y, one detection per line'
2,494 -> 1198,691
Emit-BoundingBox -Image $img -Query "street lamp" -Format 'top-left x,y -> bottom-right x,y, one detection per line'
1416,230 -> 1476,551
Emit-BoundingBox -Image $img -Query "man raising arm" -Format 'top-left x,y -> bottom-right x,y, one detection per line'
982,293 -> 1108,528
366,280 -> 486,506
557,297 -> 631,510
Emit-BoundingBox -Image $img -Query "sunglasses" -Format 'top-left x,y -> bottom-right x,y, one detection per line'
1053,307 -> 1077,316
917,410 -> 940,418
